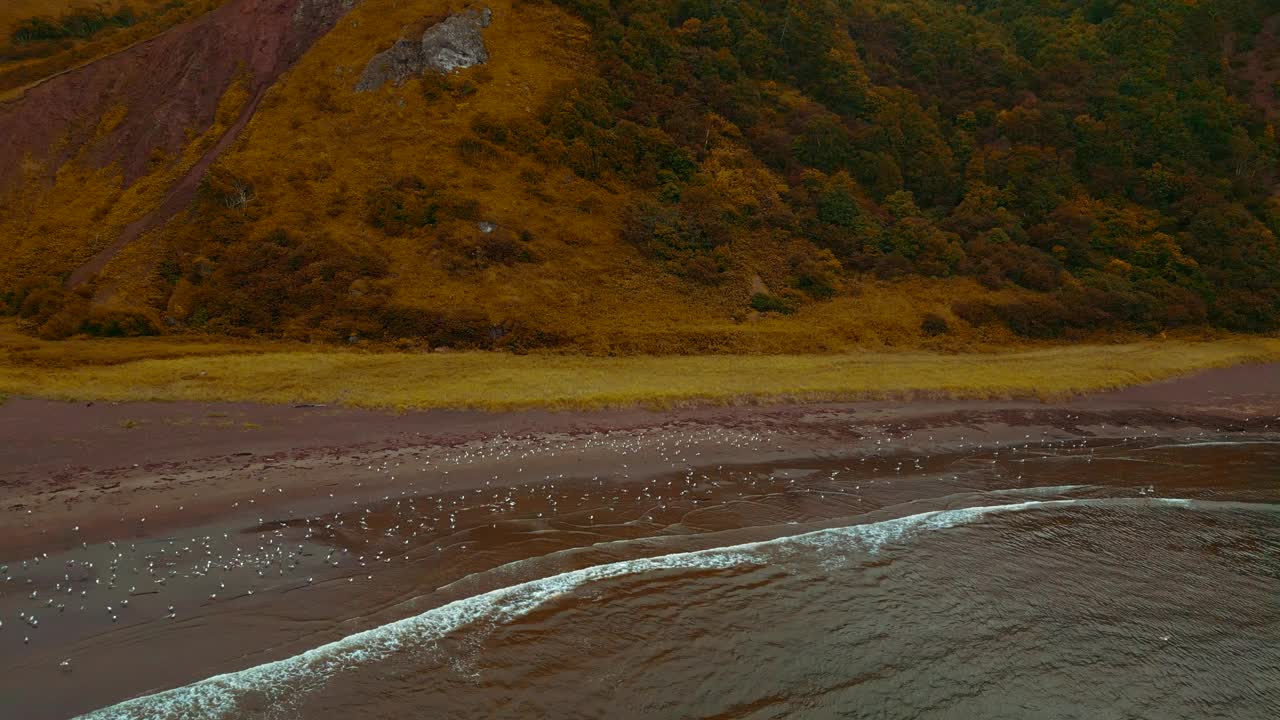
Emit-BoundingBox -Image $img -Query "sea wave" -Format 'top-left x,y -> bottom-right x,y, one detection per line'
1137,439 -> 1280,451
76,497 -> 1274,720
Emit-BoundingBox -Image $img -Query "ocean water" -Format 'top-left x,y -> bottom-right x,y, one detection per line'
3,434 -> 1278,719
80,496 -> 1280,720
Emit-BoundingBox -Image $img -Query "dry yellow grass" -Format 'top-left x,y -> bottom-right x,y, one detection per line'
2,332 -> 1276,410
0,63 -> 252,295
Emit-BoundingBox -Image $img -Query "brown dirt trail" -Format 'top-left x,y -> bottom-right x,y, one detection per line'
65,84 -> 269,287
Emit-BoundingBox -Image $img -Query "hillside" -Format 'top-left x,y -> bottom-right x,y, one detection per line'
0,0 -> 232,98
2,0 -> 1279,354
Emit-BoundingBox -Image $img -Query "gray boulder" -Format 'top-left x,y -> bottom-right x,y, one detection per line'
356,7 -> 492,92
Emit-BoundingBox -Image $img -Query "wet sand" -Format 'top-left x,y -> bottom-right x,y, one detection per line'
0,363 -> 1277,718
3,362 -> 1278,560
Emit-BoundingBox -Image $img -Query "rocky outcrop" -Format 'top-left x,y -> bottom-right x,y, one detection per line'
293,0 -> 356,27
356,7 -> 492,92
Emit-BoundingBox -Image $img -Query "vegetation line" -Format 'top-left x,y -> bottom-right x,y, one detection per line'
2,337 -> 1276,411
9,6 -> 139,46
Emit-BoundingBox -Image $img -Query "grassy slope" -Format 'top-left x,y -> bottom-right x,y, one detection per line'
148,0 -> 1044,351
0,70 -> 253,289
0,0 -> 1039,353
3,321 -> 1277,409
135,0 -> 753,348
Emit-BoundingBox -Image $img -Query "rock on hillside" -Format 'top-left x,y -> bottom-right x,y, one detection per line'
356,7 -> 492,92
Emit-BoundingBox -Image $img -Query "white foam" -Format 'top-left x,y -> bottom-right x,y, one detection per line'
74,497 -> 1270,720
1140,439 -> 1280,451
990,484 -> 1088,496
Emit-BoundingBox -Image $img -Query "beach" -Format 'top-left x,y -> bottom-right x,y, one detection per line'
1,363 -> 1278,718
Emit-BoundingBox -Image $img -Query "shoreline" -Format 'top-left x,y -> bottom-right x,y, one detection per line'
0,362 -> 1277,719
3,362 -> 1278,562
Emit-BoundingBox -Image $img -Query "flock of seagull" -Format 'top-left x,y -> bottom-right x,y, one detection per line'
1,413 -> 1273,674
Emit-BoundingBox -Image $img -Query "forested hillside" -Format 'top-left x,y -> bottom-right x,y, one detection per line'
3,0 -> 1279,351
535,0 -> 1280,334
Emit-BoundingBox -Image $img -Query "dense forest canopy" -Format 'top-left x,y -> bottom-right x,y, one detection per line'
525,0 -> 1280,333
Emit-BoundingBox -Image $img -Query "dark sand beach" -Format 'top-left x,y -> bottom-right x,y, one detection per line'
1,364 -> 1278,719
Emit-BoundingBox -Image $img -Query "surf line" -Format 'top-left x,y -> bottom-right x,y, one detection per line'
78,497 -> 1276,720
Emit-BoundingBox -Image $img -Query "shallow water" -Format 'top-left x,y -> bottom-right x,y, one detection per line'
301,499 -> 1278,720
4,434 -> 1279,719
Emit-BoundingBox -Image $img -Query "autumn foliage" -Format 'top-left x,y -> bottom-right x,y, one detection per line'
3,0 -> 1280,351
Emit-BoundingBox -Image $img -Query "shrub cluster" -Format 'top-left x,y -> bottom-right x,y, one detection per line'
10,6 -> 138,46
